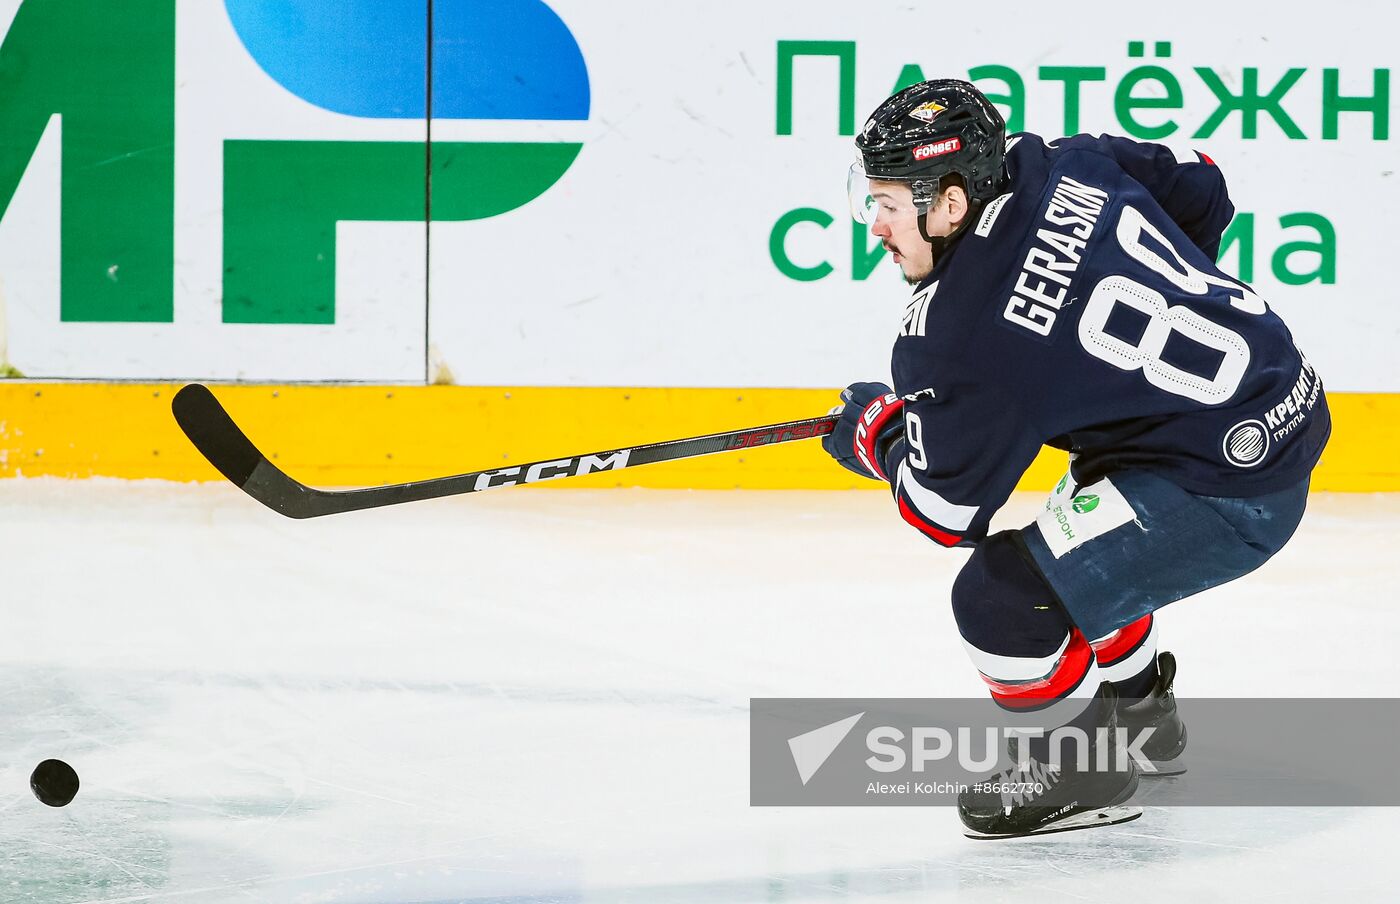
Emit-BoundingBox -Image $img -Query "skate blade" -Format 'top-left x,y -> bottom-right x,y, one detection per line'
1137,758 -> 1186,777
963,806 -> 1143,840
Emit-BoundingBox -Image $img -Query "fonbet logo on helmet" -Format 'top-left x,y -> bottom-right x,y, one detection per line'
912,137 -> 963,160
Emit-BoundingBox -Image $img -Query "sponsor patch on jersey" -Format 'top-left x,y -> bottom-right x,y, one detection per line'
1036,473 -> 1138,559
1071,494 -> 1100,514
1222,419 -> 1270,468
974,192 -> 1013,238
1261,355 -> 1323,443
911,137 -> 962,160
908,101 -> 946,123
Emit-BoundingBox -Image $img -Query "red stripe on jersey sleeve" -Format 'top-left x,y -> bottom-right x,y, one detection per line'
896,493 -> 963,547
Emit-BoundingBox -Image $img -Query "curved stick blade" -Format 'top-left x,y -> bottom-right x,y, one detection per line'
171,383 -> 328,518
171,383 -> 263,488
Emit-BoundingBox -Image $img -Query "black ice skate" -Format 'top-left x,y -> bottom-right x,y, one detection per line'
1117,651 -> 1187,777
960,683 -> 1141,839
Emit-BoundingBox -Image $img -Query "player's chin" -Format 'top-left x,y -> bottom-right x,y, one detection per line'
900,262 -> 931,286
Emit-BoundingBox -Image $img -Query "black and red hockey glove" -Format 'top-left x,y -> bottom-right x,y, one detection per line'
821,381 -> 905,481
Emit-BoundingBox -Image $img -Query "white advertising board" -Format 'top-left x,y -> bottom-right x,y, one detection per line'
0,1 -> 1394,388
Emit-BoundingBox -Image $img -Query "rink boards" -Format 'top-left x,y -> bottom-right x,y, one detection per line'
0,382 -> 1395,491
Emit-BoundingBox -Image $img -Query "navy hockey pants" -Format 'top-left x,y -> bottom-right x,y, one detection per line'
951,470 -> 1310,708
1021,470 -> 1311,641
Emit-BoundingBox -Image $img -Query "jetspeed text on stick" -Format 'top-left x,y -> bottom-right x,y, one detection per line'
726,421 -> 835,450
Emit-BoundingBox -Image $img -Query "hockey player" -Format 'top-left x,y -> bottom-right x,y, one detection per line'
823,80 -> 1330,838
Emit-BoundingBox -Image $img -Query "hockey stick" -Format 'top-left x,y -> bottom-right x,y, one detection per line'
171,383 -> 838,519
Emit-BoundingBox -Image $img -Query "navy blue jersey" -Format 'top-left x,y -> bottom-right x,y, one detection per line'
883,133 -> 1330,548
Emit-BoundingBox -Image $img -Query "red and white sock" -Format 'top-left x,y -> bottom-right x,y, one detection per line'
963,627 -> 1101,720
1089,613 -> 1159,699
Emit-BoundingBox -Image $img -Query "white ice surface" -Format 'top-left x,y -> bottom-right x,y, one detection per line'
0,480 -> 1396,903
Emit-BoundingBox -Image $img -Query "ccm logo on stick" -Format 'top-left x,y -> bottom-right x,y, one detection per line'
473,451 -> 632,491
912,137 -> 961,160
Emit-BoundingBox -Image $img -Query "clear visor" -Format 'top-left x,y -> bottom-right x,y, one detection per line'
846,161 -> 923,228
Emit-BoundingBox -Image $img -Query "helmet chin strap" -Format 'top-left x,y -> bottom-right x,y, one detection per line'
917,199 -> 983,260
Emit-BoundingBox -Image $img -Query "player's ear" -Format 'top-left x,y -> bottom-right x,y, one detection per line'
945,184 -> 970,227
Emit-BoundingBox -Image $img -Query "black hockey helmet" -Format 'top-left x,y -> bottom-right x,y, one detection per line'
849,79 -> 1007,239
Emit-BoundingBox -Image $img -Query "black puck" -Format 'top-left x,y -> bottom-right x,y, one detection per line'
31,759 -> 80,807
